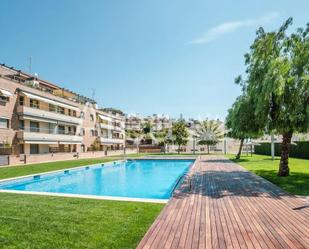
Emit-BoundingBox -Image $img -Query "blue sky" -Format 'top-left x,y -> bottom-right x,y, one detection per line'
1,0 -> 308,120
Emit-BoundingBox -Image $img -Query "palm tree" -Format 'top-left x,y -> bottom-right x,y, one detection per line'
196,119 -> 224,154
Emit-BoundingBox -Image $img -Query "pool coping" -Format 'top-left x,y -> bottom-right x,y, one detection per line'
0,189 -> 168,203
0,157 -> 196,203
0,159 -> 126,184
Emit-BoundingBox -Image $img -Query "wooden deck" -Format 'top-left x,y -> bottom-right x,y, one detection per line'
137,156 -> 309,249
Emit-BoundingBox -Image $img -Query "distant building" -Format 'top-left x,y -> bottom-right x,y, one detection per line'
125,114 -> 143,131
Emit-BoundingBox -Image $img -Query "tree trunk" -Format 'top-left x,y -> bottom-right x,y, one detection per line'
178,144 -> 180,154
207,145 -> 210,154
236,138 -> 244,159
279,131 -> 293,177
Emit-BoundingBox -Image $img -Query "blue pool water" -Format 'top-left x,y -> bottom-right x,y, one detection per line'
0,159 -> 193,200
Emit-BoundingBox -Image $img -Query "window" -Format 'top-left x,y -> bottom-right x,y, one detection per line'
19,144 -> 24,154
30,121 -> 39,132
80,128 -> 85,136
49,104 -> 56,112
58,106 -> 65,115
0,96 -> 8,105
91,129 -> 95,136
80,111 -> 84,119
19,96 -> 24,106
58,125 -> 65,134
68,126 -> 76,135
68,109 -> 72,116
30,144 -> 39,154
30,99 -> 39,109
90,114 -> 94,121
73,110 -> 76,117
0,118 -> 9,129
81,144 -> 85,152
19,120 -> 24,130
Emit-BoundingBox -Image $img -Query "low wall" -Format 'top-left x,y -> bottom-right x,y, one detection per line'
139,145 -> 163,153
6,149 -> 137,166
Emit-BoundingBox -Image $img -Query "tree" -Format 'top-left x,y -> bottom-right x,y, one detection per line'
196,119 -> 223,154
226,94 -> 262,159
100,107 -> 124,115
242,18 -> 309,176
143,121 -> 152,134
172,121 -> 189,154
153,128 -> 173,152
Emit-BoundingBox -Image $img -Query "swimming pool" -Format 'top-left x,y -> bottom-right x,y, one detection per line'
0,159 -> 194,202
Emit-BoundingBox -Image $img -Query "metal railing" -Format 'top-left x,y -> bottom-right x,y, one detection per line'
21,127 -> 79,136
19,101 -> 80,118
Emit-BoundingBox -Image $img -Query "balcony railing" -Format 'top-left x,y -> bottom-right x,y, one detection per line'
17,128 -> 83,143
100,137 -> 124,144
100,123 -> 123,131
20,127 -> 79,136
17,105 -> 82,125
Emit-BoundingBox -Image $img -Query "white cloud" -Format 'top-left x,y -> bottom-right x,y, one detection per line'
188,12 -> 279,44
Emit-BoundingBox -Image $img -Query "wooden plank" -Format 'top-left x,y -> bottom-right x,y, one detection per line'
137,156 -> 309,249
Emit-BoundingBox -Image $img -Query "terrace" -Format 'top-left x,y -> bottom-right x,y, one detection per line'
138,156 -> 309,249
0,64 -> 96,105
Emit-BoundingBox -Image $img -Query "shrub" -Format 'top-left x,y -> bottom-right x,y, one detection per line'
254,141 -> 309,159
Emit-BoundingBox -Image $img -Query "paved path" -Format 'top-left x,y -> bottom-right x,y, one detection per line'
137,156 -> 309,249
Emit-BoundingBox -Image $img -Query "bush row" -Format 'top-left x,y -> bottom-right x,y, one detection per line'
254,141 -> 309,159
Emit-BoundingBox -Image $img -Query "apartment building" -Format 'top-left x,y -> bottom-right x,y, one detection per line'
125,114 -> 143,131
147,114 -> 172,132
96,111 -> 125,150
125,114 -> 172,132
0,64 -> 127,164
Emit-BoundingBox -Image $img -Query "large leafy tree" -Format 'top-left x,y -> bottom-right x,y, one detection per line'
172,121 -> 189,154
243,18 -> 309,176
196,119 -> 223,154
226,94 -> 262,159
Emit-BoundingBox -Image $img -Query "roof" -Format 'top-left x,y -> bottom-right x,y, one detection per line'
0,63 -> 96,104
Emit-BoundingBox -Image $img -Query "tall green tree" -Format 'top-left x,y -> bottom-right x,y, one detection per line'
196,119 -> 223,154
172,121 -> 189,154
243,18 -> 309,176
226,94 -> 262,159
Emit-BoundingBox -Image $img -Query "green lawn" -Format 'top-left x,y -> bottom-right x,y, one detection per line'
0,193 -> 163,249
228,154 -> 309,196
0,154 -> 144,180
0,155 -> 164,248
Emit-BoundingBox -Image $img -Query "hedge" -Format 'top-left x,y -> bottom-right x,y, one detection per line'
254,141 -> 309,159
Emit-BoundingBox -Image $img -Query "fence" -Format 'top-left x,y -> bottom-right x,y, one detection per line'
254,141 -> 309,159
0,147 -> 12,155
139,145 -> 164,153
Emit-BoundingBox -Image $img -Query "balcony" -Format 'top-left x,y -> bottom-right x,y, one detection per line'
100,123 -> 123,132
17,105 -> 82,125
17,128 -> 83,144
100,137 -> 124,144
